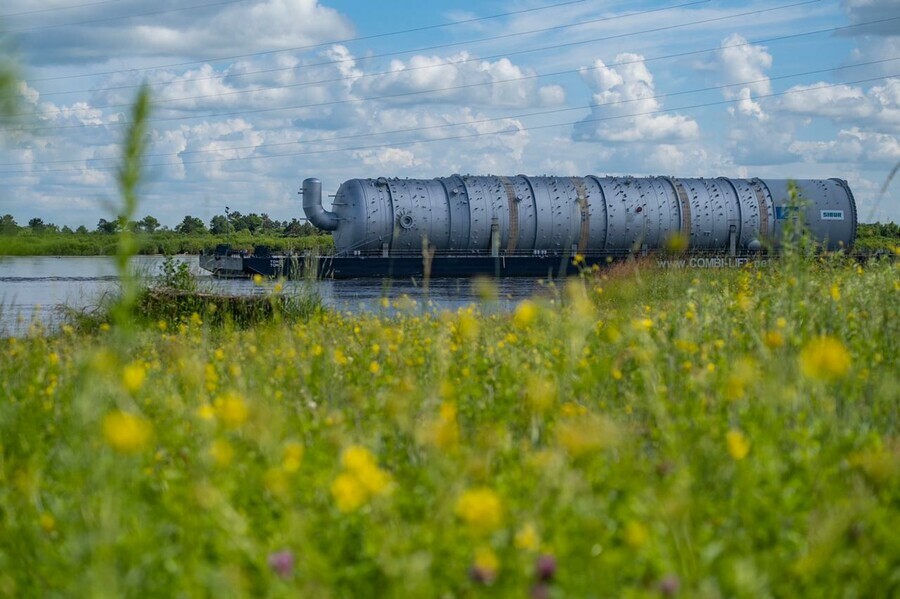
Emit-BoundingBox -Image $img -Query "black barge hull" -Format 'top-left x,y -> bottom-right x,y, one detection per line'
200,252 -> 770,279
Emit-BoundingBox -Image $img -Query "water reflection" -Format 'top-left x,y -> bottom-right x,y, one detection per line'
0,255 -> 553,335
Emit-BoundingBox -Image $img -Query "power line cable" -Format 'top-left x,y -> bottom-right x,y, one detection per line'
22,12 -> 887,123
3,73 -> 892,175
6,0 -> 252,34
21,0 -> 590,82
3,56 -> 894,169
0,0 -> 123,19
19,0 -> 708,101
11,0 -> 823,129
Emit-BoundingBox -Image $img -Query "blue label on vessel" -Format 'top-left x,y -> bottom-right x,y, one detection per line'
775,206 -> 799,220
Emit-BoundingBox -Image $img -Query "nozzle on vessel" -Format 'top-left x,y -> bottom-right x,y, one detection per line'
301,178 -> 339,231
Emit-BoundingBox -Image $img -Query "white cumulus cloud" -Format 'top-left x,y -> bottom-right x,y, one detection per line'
573,53 -> 699,143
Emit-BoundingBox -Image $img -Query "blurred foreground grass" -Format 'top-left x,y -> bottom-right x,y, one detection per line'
1,257 -> 898,597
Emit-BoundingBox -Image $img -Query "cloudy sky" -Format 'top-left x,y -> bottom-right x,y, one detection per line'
0,0 -> 897,228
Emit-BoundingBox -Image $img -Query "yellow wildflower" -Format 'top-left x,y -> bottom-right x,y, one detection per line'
421,402 -> 460,451
197,404 -> 216,421
560,402 -> 587,417
122,362 -> 146,394
354,461 -> 391,496
282,442 -> 304,473
525,377 -> 556,413
457,311 -> 479,341
205,363 -> 218,393
332,446 -> 392,512
209,439 -> 234,467
342,445 -> 378,472
632,318 -> 653,331
264,468 -> 289,498
513,300 -> 538,328
726,430 -> 750,460
514,522 -> 540,551
368,361 -> 381,375
725,358 -> 757,401
252,274 -> 264,286
455,487 -> 503,534
39,513 -> 56,534
624,521 -> 649,548
764,330 -> 784,349
556,413 -> 622,457
102,411 -> 152,454
474,546 -> 500,577
799,336 -> 851,381
331,473 -> 367,513
215,392 -> 249,429
333,348 -> 349,366
830,284 -> 841,301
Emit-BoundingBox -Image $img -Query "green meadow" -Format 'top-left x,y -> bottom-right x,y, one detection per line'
0,231 -> 333,257
1,255 -> 898,597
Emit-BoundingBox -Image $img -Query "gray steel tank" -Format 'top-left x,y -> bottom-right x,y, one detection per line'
302,175 -> 857,253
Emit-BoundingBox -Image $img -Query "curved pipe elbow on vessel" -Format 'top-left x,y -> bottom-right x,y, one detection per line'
302,177 -> 339,231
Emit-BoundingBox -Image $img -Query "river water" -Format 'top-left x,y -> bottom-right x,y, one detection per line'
0,256 -> 546,336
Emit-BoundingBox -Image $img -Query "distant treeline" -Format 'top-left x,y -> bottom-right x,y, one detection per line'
855,222 -> 900,252
0,211 -> 325,237
0,212 -> 334,256
1,214 -> 897,256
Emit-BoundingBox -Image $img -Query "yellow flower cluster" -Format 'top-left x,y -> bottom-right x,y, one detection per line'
282,441 -> 304,473
455,487 -> 503,534
513,300 -> 538,328
102,410 -> 152,454
726,429 -> 751,461
764,330 -> 784,349
121,362 -> 146,394
514,522 -> 540,551
209,439 -> 234,467
799,336 -> 852,382
330,446 -> 392,513
421,402 -> 460,451
556,413 -> 621,458
215,392 -> 249,429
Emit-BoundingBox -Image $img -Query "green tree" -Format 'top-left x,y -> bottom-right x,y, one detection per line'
228,210 -> 247,232
261,213 -> 281,232
209,214 -> 230,235
246,214 -> 264,233
0,214 -> 19,235
27,217 -> 46,233
283,218 -> 317,236
139,215 -> 160,233
75,225 -> 88,234
97,218 -> 119,234
175,215 -> 207,234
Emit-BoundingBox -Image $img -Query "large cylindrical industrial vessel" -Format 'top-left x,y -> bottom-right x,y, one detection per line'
302,175 -> 856,254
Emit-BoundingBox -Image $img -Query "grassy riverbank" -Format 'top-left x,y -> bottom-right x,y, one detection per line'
0,232 -> 333,256
1,256 -> 898,596
1,222 -> 896,257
